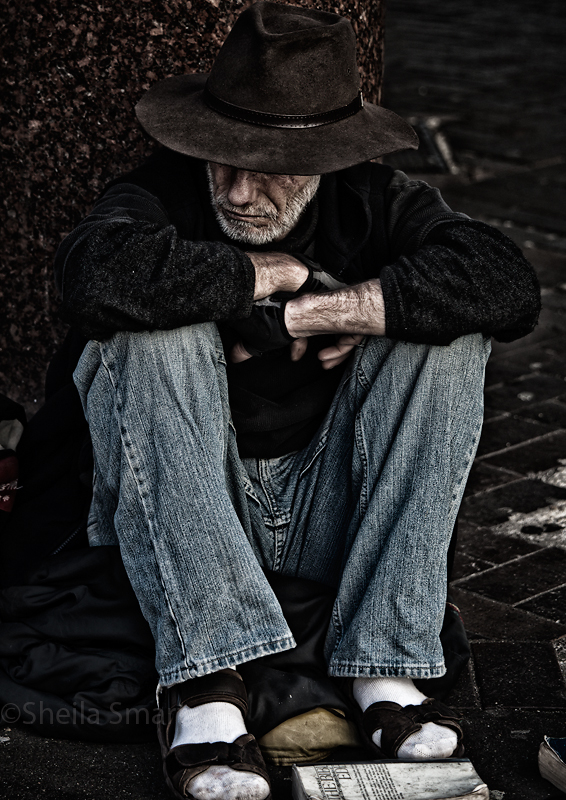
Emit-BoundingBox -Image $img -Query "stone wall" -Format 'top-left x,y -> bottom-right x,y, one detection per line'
0,0 -> 384,415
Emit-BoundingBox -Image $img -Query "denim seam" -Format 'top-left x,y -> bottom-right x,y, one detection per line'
255,459 -> 288,570
259,458 -> 294,532
258,458 -> 278,521
354,412 -> 369,520
100,349 -> 190,673
448,339 -> 487,518
159,635 -> 297,685
298,434 -> 328,479
330,600 -> 344,654
274,522 -> 287,572
355,353 -> 373,394
328,662 -> 447,679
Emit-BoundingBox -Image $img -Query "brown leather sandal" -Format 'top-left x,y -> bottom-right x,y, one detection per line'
360,697 -> 465,759
158,669 -> 271,800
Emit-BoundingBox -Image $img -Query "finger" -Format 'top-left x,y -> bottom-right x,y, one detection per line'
321,355 -> 349,370
318,345 -> 345,361
337,333 -> 364,347
318,343 -> 354,361
318,334 -> 363,362
231,341 -> 254,363
321,349 -> 353,369
338,333 -> 362,345
290,337 -> 308,361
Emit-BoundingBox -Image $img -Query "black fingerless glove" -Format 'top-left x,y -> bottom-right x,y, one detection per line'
229,256 -> 346,357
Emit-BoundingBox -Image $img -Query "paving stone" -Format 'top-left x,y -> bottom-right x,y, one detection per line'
455,522 -> 543,565
482,430 -> 566,474
493,219 -> 566,256
515,398 -> 566,427
542,290 -> 566,316
527,248 -> 566,289
484,374 -> 566,413
445,659 -> 481,710
464,461 -> 520,496
463,707 -> 566,800
451,550 -> 494,581
0,728 -> 168,800
490,308 -> 566,356
455,547 -> 566,605
472,641 -> 566,709
486,340 -> 566,386
482,406 -> 507,423
519,585 -> 566,626
383,0 -> 566,163
450,586 -> 566,641
460,478 -> 566,526
476,415 -> 557,457
441,165 -> 566,236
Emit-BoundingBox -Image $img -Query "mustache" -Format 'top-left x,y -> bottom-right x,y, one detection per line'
213,194 -> 278,222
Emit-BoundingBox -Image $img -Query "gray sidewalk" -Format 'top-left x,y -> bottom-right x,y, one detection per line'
379,1 -> 566,796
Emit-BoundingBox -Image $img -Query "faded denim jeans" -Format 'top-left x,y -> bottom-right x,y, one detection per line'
73,324 -> 490,687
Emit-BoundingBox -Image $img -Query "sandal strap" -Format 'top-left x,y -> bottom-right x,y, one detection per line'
363,698 -> 464,758
162,669 -> 248,714
167,734 -> 270,799
159,670 -> 248,750
363,701 -> 421,756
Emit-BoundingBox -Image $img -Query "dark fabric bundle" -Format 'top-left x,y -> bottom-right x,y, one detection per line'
0,546 -> 469,743
0,547 -> 158,742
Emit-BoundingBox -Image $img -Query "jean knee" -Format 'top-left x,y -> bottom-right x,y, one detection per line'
93,325 -> 225,387
448,332 -> 491,360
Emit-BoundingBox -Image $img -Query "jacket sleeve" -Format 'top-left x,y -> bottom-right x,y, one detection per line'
54,183 -> 256,340
379,171 -> 541,344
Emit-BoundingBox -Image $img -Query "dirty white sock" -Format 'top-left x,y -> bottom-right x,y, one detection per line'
353,676 -> 458,760
172,701 -> 247,747
171,702 -> 270,800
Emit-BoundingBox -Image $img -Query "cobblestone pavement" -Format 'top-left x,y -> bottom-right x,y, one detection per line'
444,243 -> 566,800
381,0 -> 566,797
1,1 -> 565,799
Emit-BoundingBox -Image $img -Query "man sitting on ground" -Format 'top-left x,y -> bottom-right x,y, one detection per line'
55,3 -> 540,799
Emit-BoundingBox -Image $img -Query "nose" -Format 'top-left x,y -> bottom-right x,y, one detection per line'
226,170 -> 261,207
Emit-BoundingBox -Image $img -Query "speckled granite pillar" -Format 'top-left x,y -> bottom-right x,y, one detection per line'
0,0 -> 384,415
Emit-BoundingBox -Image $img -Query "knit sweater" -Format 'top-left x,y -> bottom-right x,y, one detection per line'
54,148 -> 541,456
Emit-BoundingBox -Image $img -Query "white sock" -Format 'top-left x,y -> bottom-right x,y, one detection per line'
172,702 -> 248,747
353,676 -> 459,760
171,702 -> 270,800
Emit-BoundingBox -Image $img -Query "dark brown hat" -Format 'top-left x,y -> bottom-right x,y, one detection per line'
135,1 -> 418,174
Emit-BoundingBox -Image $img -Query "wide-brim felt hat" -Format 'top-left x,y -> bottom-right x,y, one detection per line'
136,2 -> 418,175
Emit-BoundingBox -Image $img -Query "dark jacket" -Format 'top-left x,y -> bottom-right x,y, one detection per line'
54,148 -> 540,345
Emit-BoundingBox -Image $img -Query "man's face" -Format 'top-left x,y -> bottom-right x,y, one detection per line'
206,162 -> 320,246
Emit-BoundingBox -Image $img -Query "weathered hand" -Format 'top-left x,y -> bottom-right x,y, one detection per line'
285,279 -> 386,339
318,334 -> 364,369
229,257 -> 346,359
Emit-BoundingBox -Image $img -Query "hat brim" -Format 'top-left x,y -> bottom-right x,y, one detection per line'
135,74 -> 418,175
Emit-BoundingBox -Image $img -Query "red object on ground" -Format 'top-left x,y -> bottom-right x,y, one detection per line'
0,451 -> 18,513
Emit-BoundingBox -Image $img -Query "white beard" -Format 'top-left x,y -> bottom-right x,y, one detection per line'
206,164 -> 320,246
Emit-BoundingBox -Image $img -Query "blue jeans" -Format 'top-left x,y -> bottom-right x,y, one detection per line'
73,325 -> 490,687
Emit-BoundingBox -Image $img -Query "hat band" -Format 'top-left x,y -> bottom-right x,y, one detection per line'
203,85 -> 364,129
